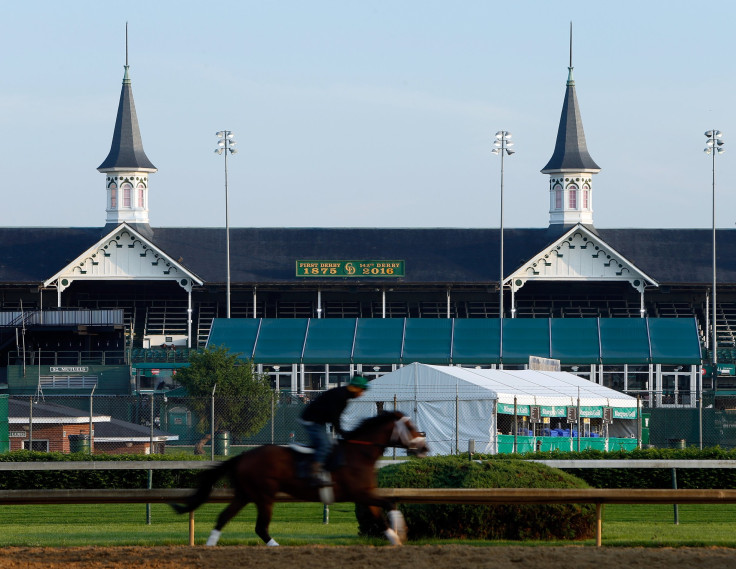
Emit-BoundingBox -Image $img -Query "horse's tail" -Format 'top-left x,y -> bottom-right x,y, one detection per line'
170,457 -> 237,515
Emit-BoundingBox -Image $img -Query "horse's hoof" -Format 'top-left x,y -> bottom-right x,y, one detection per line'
388,510 -> 408,543
384,528 -> 402,546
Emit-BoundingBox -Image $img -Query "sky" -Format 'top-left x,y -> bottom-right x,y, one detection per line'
1,1 -> 735,230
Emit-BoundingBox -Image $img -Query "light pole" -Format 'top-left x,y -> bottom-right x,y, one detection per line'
492,131 -> 514,319
215,131 -> 237,318
704,130 -> 724,372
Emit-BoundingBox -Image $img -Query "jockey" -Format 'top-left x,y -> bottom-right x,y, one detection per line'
300,375 -> 369,486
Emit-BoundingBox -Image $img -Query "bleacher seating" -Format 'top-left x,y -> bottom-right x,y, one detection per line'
144,301 -> 187,336
276,301 -> 314,318
323,302 -> 361,318
465,301 -> 499,318
418,302 -> 458,318
370,302 -> 409,318
231,301 -> 264,319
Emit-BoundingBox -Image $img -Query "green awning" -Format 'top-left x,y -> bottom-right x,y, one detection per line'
253,319 -> 308,364
206,317 -> 701,367
207,318 -> 260,359
352,319 -> 404,364
302,318 -> 356,364
648,317 -> 702,364
599,318 -> 650,364
550,318 -> 600,364
402,318 -> 452,364
502,319 -> 550,364
451,319 -> 501,364
133,362 -> 190,369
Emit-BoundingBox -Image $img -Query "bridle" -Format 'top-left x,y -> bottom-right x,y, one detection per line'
345,415 -> 427,454
390,416 -> 427,453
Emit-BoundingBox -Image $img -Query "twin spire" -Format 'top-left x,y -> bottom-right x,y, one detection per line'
542,23 -> 600,226
98,24 -> 156,173
98,25 -> 156,229
95,24 -> 600,229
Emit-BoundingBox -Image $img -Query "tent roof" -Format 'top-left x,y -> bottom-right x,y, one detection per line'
360,363 -> 637,408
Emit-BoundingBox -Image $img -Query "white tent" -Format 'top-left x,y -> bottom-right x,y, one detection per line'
343,363 -> 639,455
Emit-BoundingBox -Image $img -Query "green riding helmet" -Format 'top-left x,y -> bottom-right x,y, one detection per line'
349,375 -> 369,390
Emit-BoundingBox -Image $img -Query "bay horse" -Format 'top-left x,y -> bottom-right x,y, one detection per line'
171,411 -> 429,546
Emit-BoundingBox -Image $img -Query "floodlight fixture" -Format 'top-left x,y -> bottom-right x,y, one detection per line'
214,130 -> 237,319
492,130 -> 515,320
704,128 -> 725,421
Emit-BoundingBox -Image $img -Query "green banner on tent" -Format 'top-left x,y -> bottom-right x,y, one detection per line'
613,407 -> 639,419
497,402 -> 638,419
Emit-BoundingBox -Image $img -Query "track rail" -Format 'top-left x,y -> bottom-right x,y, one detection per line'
2,487 -> 735,547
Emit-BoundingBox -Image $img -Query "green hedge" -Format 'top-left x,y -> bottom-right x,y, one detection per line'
0,451 -> 206,489
357,456 -> 596,541
487,447 -> 736,489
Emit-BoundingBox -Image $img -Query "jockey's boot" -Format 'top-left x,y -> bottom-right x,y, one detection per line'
310,462 -> 326,487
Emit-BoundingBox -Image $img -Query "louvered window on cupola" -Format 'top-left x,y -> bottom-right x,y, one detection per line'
110,184 -> 117,208
122,183 -> 133,208
583,189 -> 589,209
137,184 -> 145,208
568,186 -> 578,209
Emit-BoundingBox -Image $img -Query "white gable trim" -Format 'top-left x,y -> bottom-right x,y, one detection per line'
43,223 -> 203,293
504,224 -> 658,294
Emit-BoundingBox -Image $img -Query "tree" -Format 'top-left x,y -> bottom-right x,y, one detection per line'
175,346 -> 272,443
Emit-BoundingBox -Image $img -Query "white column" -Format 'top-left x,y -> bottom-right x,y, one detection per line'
187,290 -> 192,348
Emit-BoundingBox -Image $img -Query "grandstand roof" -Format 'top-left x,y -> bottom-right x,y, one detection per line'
1,225 -> 734,286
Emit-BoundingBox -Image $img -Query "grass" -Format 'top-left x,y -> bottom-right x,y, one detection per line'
1,502 -> 736,547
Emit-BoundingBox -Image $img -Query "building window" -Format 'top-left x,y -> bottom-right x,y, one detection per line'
583,189 -> 589,209
123,183 -> 132,207
23,439 -> 49,452
568,188 -> 577,209
554,189 -> 563,209
138,185 -> 145,208
110,184 -> 117,208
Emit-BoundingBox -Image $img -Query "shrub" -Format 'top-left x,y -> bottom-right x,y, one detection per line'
486,447 -> 736,489
357,456 -> 596,541
0,451 -> 205,490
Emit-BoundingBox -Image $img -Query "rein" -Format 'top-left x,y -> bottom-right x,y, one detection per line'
344,439 -> 376,446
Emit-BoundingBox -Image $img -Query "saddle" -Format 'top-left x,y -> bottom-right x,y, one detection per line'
288,443 -> 344,478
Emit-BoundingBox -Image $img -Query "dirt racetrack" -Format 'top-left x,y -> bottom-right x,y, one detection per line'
0,545 -> 735,569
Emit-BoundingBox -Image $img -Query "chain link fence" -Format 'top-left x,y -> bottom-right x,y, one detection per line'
4,389 -> 736,456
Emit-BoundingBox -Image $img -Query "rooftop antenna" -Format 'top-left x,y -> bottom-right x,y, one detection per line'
126,21 -> 129,67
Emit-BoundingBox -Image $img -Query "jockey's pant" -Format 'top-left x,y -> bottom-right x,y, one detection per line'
300,420 -> 330,465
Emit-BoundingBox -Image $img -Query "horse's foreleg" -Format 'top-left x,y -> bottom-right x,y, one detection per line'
362,495 -> 405,545
255,500 -> 279,546
206,495 -> 248,547
388,509 -> 407,543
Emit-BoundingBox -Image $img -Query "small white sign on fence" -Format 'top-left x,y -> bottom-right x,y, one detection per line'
528,356 -> 561,372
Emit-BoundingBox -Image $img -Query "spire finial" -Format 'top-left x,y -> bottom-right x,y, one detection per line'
123,22 -> 130,84
569,21 -> 573,68
567,21 -> 574,85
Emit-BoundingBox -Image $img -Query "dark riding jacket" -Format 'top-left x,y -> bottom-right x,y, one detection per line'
301,385 -> 355,435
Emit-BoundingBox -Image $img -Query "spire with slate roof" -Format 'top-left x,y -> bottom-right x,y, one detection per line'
98,24 -> 156,227
542,23 -> 600,226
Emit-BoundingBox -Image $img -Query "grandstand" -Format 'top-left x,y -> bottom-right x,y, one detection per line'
1,47 -> 734,414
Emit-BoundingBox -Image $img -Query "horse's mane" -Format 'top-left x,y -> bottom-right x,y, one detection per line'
345,411 -> 402,439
